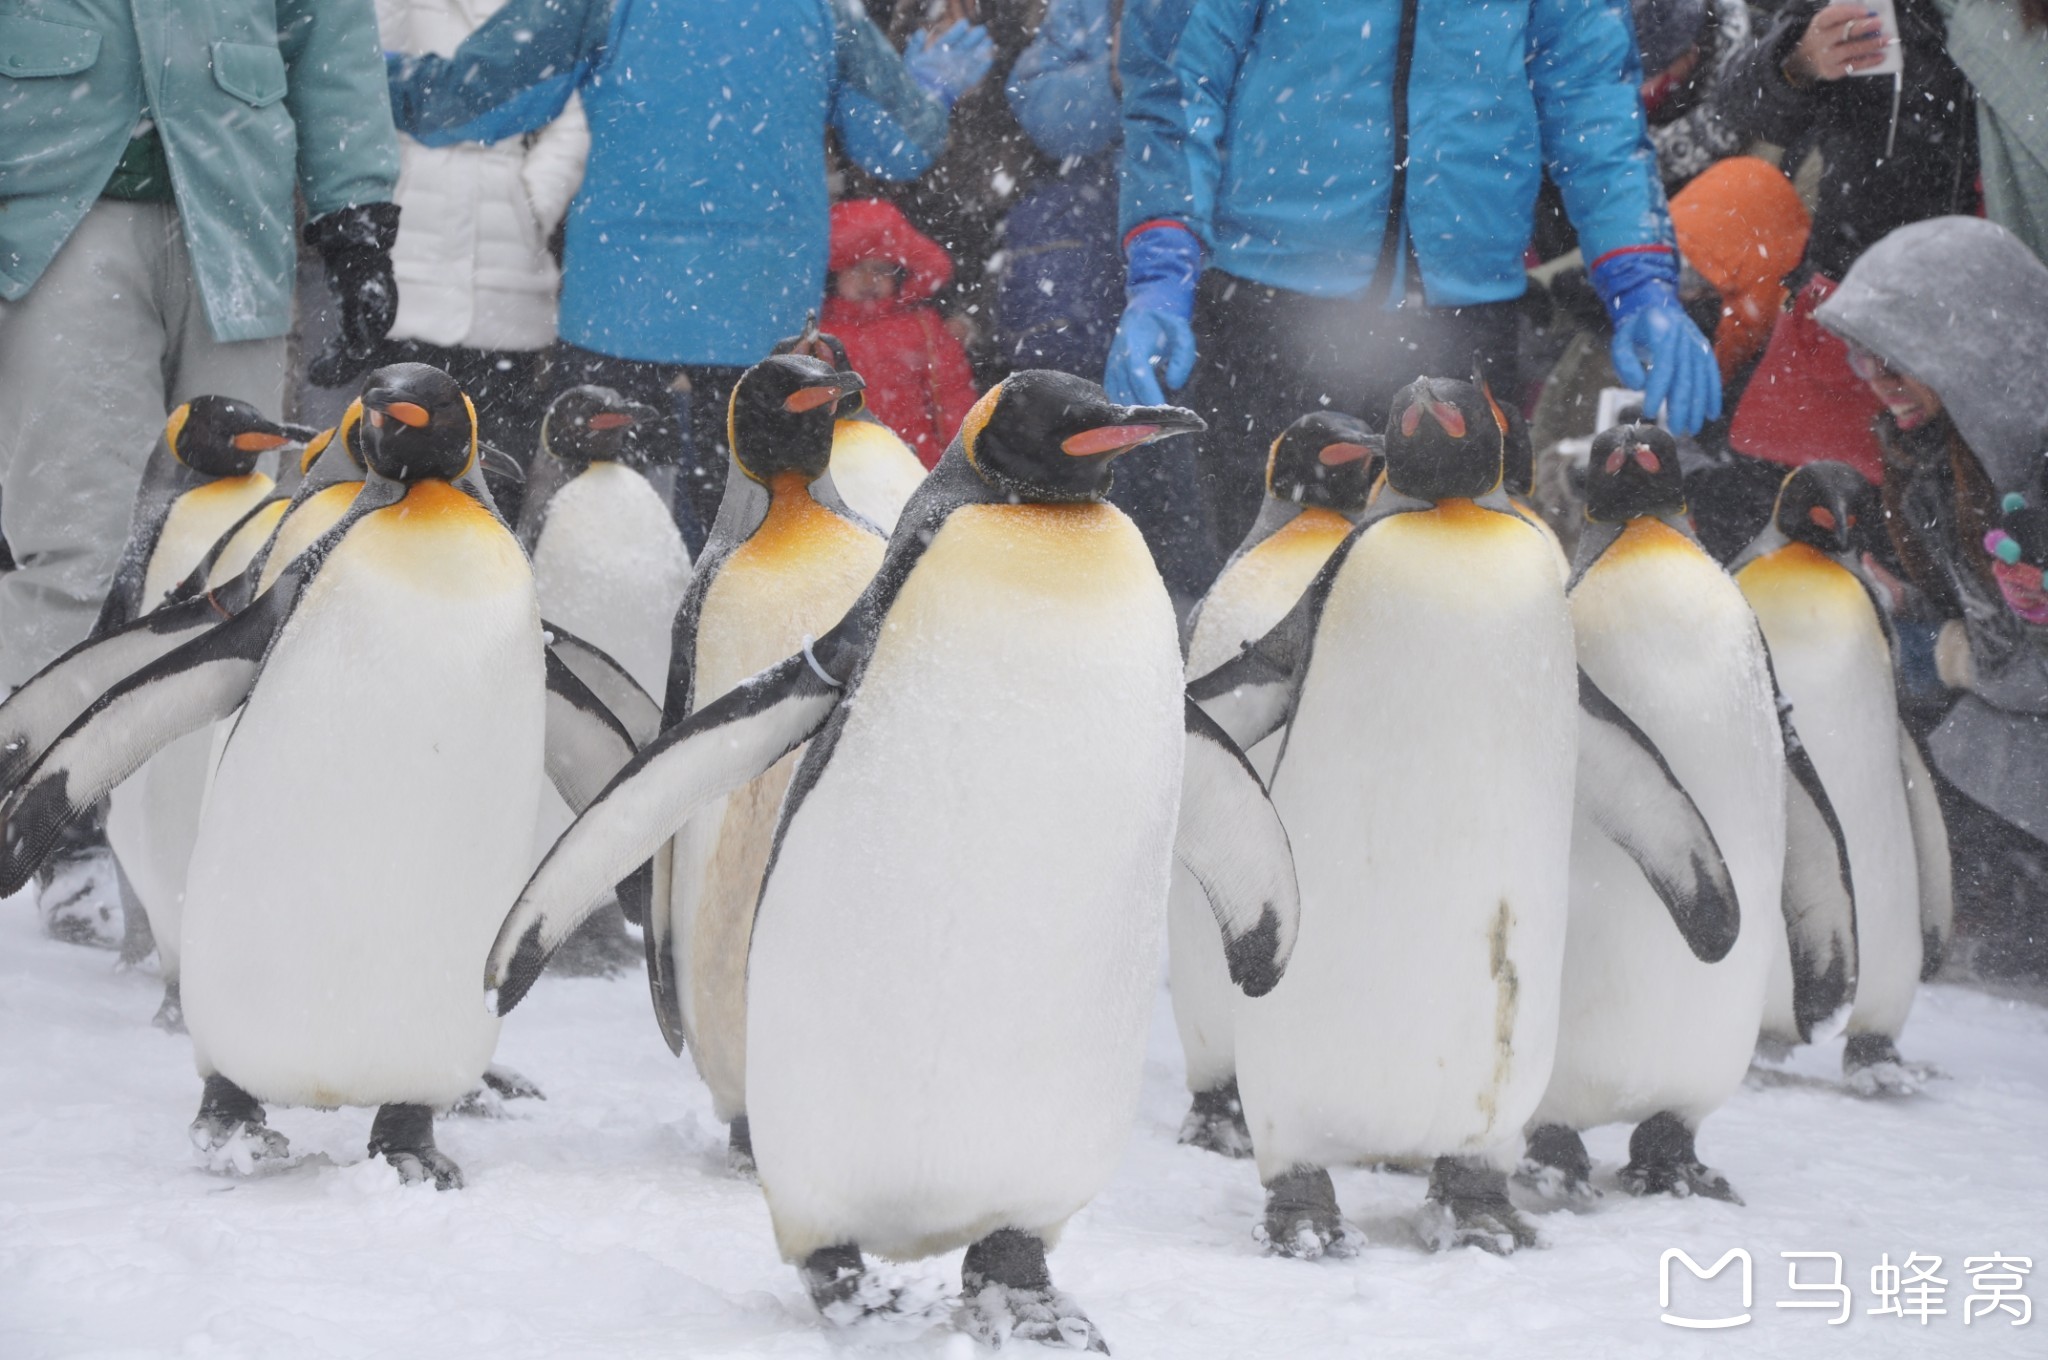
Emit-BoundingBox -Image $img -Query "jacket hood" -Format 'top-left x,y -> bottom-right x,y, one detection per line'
1816,216 -> 2048,495
1670,157 -> 1809,380
829,198 -> 953,304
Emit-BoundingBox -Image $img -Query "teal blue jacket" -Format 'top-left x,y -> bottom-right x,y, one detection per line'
0,0 -> 398,341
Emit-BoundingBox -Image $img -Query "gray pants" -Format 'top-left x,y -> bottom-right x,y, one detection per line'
0,201 -> 286,685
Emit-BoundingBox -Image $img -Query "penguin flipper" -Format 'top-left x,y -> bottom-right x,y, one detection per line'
0,587 -> 241,795
1575,668 -> 1741,963
542,650 -> 640,813
488,653 -> 843,1015
1187,583 -> 1318,749
0,583 -> 292,896
641,839 -> 685,1054
1176,699 -> 1300,997
543,622 -> 663,747
1775,690 -> 1859,1043
1898,723 -> 1953,980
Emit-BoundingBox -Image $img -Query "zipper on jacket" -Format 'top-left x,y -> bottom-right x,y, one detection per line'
1369,0 -> 1422,305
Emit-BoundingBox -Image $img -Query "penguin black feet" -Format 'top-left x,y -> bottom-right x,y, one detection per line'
958,1229 -> 1108,1354
1421,1156 -> 1539,1255
1257,1165 -> 1351,1259
727,1115 -> 757,1178
1618,1112 -> 1741,1204
36,818 -> 121,949
369,1103 -> 464,1190
189,1074 -> 290,1172
1516,1123 -> 1598,1203
1176,1079 -> 1253,1158
1843,1032 -> 1933,1097
449,1064 -> 546,1117
152,977 -> 185,1034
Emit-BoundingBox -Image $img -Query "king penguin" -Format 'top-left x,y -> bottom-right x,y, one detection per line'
1192,380 -> 1735,1255
486,370 -> 1299,1351
775,322 -> 927,533
95,398 -> 293,1025
519,386 -> 689,696
1734,462 -> 1951,1092
649,354 -> 883,1171
1523,424 -> 1856,1204
0,363 -> 639,1187
1167,410 -> 1377,1157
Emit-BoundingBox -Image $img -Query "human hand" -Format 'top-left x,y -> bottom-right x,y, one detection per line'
905,19 -> 995,108
1934,619 -> 1976,690
1786,4 -> 1894,84
303,203 -> 401,389
1104,225 -> 1200,405
1591,250 -> 1721,437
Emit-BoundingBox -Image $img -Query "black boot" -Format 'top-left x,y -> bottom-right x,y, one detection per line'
959,1229 -> 1108,1353
189,1074 -> 289,1166
1177,1079 -> 1253,1158
1260,1165 -> 1347,1259
369,1103 -> 464,1189
1619,1111 -> 1740,1203
1424,1156 -> 1539,1254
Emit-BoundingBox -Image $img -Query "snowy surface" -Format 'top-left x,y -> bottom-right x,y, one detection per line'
1,895 -> 2042,1359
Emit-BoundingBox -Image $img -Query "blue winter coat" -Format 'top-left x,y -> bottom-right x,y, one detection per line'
388,0 -> 949,367
1118,0 -> 1674,305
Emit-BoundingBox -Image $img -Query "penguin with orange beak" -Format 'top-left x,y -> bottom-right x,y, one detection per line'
485,370 -> 1296,1351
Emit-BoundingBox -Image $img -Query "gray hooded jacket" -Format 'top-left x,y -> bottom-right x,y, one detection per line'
1817,216 -> 2048,841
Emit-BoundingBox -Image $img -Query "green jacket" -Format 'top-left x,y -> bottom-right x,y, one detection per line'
1937,0 -> 2048,266
0,0 -> 398,341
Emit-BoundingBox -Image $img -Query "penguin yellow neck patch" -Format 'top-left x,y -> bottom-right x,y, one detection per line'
1736,543 -> 1867,612
1609,516 -> 1699,562
733,474 -> 872,568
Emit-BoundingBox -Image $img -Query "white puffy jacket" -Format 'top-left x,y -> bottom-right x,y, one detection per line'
376,0 -> 590,351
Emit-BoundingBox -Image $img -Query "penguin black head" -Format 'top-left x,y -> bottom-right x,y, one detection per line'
358,363 -> 476,482
772,325 -> 867,417
1772,461 -> 1876,557
1383,377 -> 1502,503
540,386 -> 668,470
959,369 -> 1205,503
1266,412 -> 1379,514
165,396 -> 292,477
298,397 -> 369,478
1585,423 -> 1685,524
727,354 -> 868,485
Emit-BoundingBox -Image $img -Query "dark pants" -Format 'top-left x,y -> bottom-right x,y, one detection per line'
550,343 -> 745,558
1176,272 -> 1520,585
372,339 -> 548,457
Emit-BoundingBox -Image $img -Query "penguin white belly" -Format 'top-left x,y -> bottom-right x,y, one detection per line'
746,502 -> 1183,1262
256,484 -> 360,594
206,499 -> 290,588
828,418 -> 926,533
1235,504 -> 1577,1177
1170,509 -> 1355,1094
106,475 -> 277,969
182,493 -> 544,1109
1537,523 -> 1784,1131
669,502 -> 883,1121
532,465 -> 692,695
1740,550 -> 1922,1041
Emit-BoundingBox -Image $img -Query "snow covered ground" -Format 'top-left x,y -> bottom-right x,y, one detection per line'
2,895 -> 2042,1360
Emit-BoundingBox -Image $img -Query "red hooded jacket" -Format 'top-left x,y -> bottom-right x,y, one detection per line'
822,199 -> 981,468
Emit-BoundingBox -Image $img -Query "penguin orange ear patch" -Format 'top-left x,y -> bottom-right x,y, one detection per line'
960,383 -> 1004,467
783,386 -> 844,414
1061,425 -> 1160,457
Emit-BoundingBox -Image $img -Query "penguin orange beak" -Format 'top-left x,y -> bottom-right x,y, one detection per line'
1397,397 -> 1467,440
1061,425 -> 1164,457
1317,441 -> 1373,466
231,431 -> 290,453
588,412 -> 636,431
1603,442 -> 1664,475
782,371 -> 867,414
371,401 -> 432,429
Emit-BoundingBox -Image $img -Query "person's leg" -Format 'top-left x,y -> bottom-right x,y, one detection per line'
678,364 -> 745,557
0,203 -> 183,685
160,205 -> 288,431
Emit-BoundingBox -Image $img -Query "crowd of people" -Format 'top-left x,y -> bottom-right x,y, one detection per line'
3,6 -> 2047,971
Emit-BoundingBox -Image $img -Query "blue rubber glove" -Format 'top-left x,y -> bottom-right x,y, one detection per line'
1591,248 -> 1723,437
905,20 -> 995,109
1105,224 -> 1200,406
